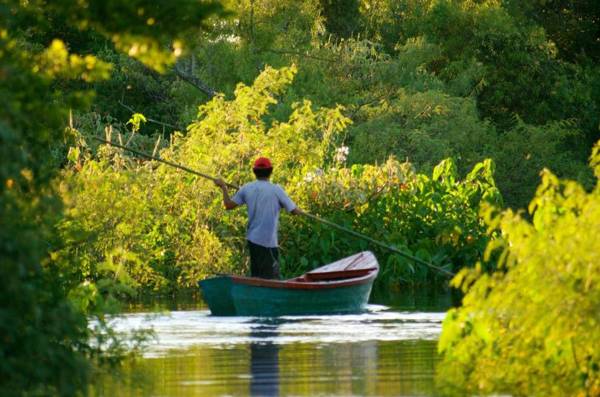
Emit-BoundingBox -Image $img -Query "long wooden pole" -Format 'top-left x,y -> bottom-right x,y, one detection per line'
91,137 -> 237,189
301,213 -> 455,277
92,137 -> 455,277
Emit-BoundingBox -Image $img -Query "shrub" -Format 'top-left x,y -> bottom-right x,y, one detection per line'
437,141 -> 600,396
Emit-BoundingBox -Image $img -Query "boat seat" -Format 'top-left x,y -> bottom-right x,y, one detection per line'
304,267 -> 376,281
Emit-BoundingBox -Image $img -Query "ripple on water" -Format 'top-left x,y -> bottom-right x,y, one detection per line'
104,305 -> 446,358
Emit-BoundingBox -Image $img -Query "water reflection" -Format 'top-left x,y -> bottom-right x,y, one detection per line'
249,320 -> 281,396
98,305 -> 447,396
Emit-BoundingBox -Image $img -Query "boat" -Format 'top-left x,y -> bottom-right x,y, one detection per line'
199,251 -> 379,317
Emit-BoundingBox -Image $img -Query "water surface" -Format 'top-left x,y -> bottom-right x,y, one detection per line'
96,290 -> 448,396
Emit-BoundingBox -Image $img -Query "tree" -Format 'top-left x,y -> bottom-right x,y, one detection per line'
437,140 -> 600,396
0,1 -> 223,395
504,0 -> 600,63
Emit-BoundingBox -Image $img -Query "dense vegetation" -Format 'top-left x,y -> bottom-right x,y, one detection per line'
89,0 -> 599,209
437,143 -> 600,396
62,66 -> 501,293
1,0 -> 598,395
0,0 -> 223,395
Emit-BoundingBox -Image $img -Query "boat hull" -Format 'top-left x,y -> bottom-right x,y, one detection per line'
199,276 -> 235,316
199,251 -> 379,317
231,280 -> 374,317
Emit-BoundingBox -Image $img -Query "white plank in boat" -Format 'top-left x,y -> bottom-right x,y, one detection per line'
307,251 -> 376,274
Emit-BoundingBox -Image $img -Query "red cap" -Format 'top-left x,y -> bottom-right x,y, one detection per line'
253,157 -> 272,169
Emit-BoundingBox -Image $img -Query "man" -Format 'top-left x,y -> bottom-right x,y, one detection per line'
214,157 -> 302,279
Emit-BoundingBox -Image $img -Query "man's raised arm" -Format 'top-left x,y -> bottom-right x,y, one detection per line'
214,178 -> 238,210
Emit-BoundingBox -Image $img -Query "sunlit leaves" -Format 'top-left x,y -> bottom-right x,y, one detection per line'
591,141 -> 600,179
183,65 -> 349,186
432,158 -> 457,184
284,155 -> 499,283
0,0 -> 228,395
111,34 -> 181,73
36,39 -> 112,82
437,140 -> 600,396
60,65 -> 351,292
126,113 -> 147,133
15,0 -> 226,72
60,63 -> 499,290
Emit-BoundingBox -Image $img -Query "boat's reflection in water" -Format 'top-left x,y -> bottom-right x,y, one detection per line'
249,319 -> 281,396
246,317 -> 382,397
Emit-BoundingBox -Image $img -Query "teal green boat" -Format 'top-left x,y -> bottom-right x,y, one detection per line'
199,251 -> 379,317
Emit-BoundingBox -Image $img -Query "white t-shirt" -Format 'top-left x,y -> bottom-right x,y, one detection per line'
232,180 -> 297,248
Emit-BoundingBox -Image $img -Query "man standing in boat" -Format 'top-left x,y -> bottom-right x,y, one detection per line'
214,157 -> 302,279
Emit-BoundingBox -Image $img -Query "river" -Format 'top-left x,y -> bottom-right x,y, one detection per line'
93,288 -> 450,396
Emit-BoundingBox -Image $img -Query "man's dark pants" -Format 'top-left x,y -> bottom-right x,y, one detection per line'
247,240 -> 280,279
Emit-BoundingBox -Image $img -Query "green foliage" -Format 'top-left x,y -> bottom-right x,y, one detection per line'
68,0 -> 596,211
179,65 -> 350,183
503,0 -> 600,63
61,66 -> 350,292
284,157 -> 501,283
0,24 -> 106,396
0,1 -> 224,395
491,119 -> 595,207
349,88 -> 495,173
175,0 -> 596,209
65,66 -> 501,289
59,141 -> 233,293
319,0 -> 361,38
10,0 -> 225,72
416,0 -> 599,139
235,0 -> 324,50
126,112 -> 147,133
3,1 -> 597,393
436,141 -> 600,396
90,49 -> 198,133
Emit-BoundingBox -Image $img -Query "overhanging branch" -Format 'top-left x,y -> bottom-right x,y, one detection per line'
173,60 -> 217,98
